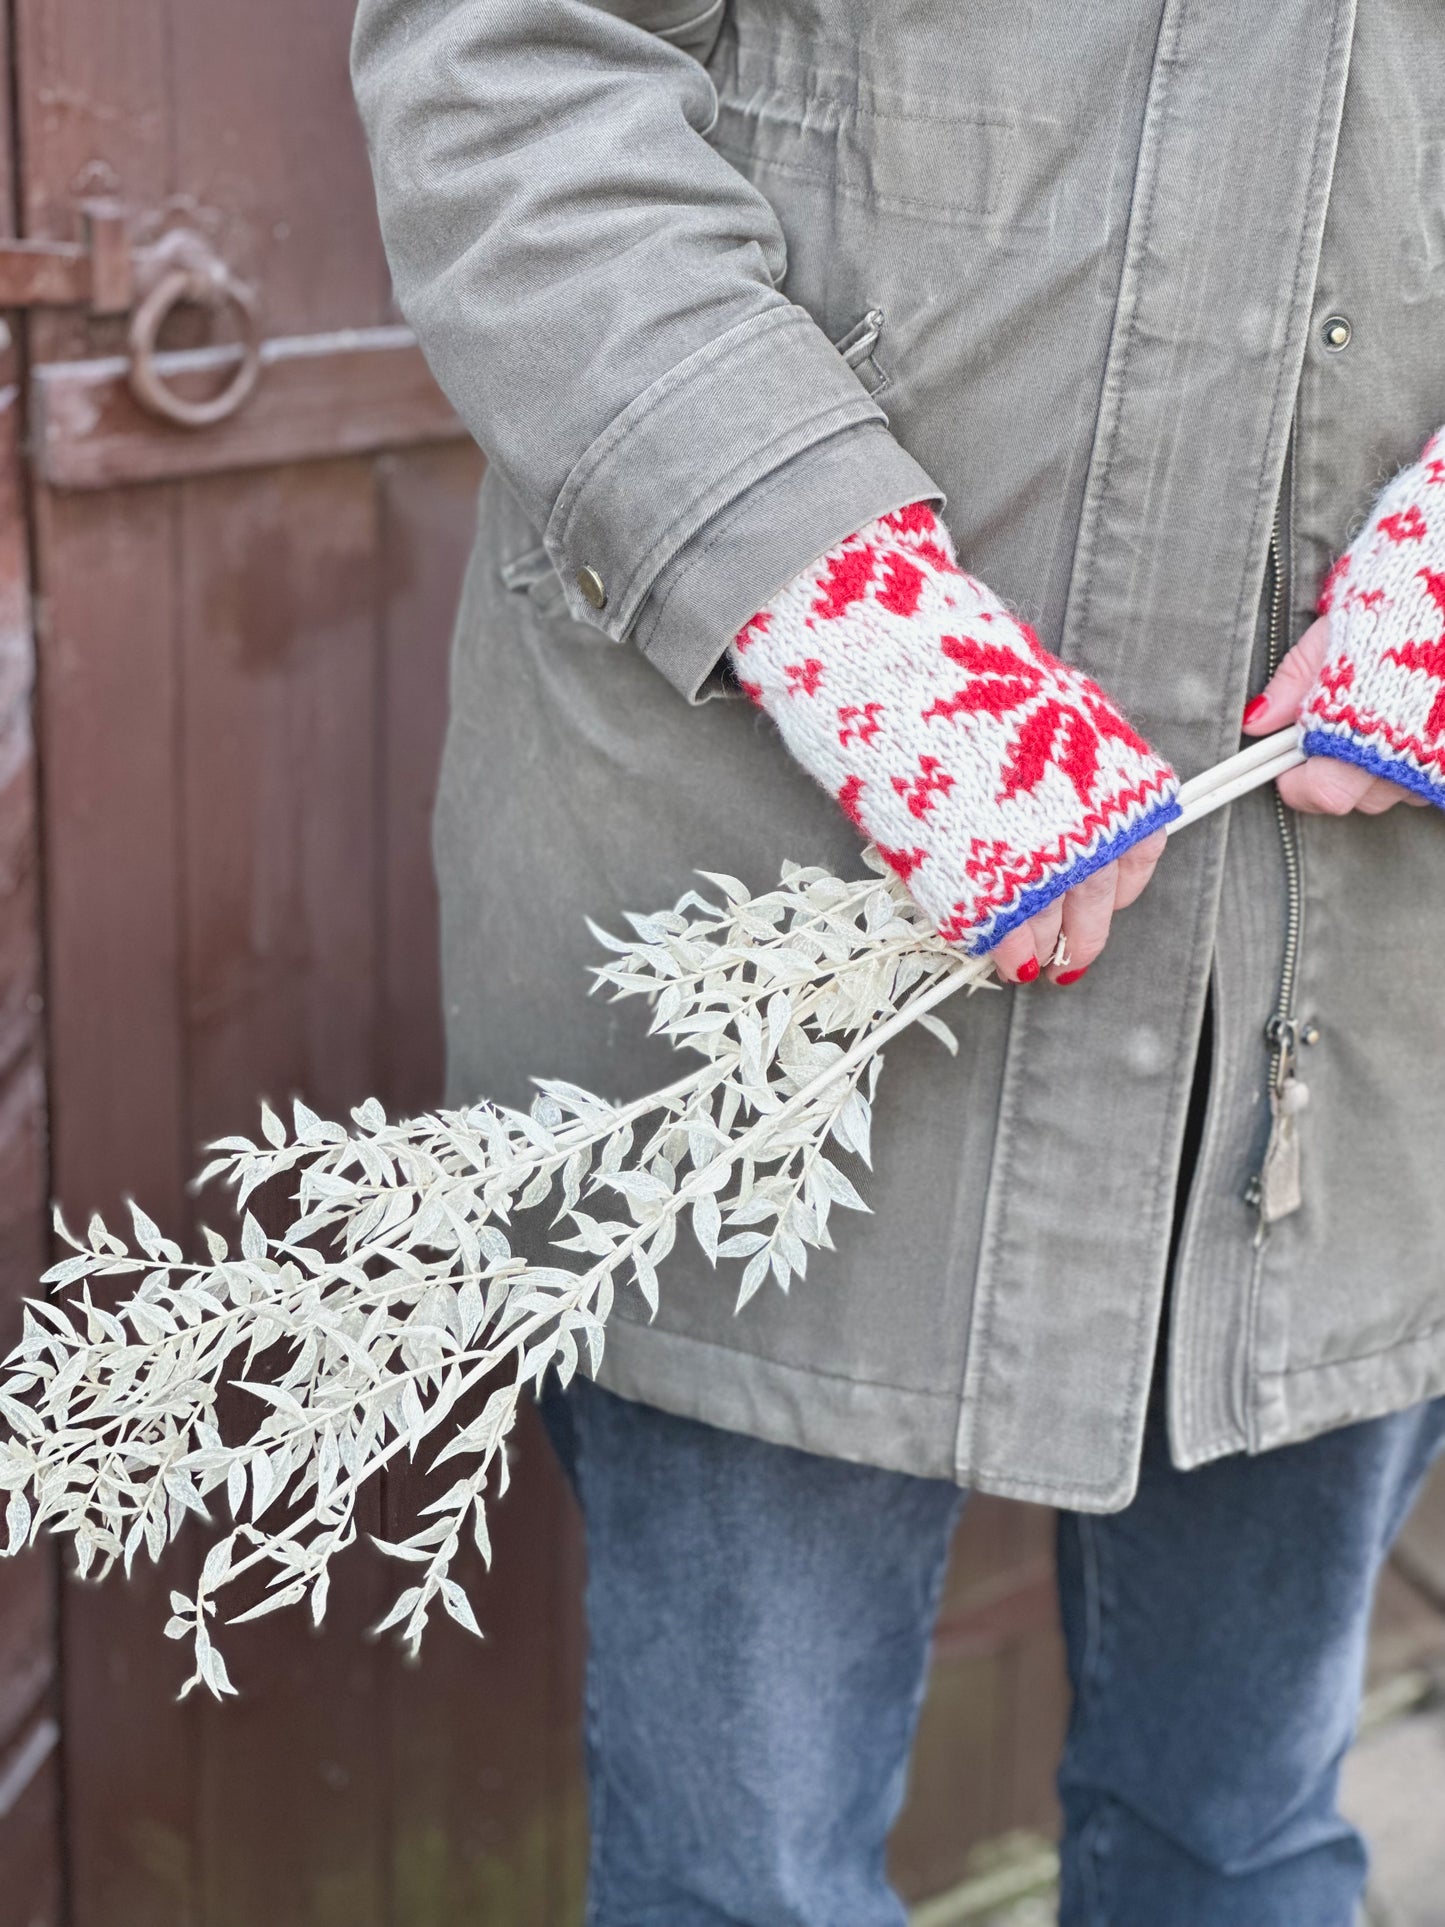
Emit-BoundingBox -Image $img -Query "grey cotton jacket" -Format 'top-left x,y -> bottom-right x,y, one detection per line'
352,0 -> 1445,1511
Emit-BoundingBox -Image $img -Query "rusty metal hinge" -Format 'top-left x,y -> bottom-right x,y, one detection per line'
0,200 -> 134,315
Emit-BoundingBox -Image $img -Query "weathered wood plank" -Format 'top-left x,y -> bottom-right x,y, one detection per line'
38,477 -> 205,1927
0,1716 -> 62,1927
384,1406 -> 587,1927
1,19 -> 68,1919
35,330 -> 464,491
0,167 -> 63,1927
177,457 -> 390,1926
170,0 -> 391,336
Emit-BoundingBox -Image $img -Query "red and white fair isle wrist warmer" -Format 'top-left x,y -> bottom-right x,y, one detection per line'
1306,425 -> 1445,806
728,503 -> 1180,955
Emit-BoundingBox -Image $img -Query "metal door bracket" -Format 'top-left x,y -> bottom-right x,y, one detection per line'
2,200 -> 263,427
0,200 -> 134,314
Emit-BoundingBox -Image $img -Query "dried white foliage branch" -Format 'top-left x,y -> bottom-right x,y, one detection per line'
0,854 -> 993,1698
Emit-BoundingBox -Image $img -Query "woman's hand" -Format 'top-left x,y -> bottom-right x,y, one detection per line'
731,502 -> 1180,986
1243,615 -> 1427,816
989,830 -> 1169,986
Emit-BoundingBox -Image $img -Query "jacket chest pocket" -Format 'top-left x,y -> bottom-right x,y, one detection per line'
711,69 -> 1067,235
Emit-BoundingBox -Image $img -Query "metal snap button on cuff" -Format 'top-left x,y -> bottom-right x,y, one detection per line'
576,566 -> 607,610
1321,315 -> 1352,351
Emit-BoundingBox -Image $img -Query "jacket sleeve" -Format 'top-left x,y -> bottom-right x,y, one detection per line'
349,0 -> 942,702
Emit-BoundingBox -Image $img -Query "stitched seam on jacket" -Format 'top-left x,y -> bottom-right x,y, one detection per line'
634,419 -> 898,672
1267,1312 -> 1445,1381
957,0 -> 1186,1503
590,394 -> 880,639
551,307 -> 798,538
709,140 -> 1058,230
654,0 -> 725,43
547,306 -> 881,631
1064,0 -> 1183,651
606,1314 -> 961,1403
1234,0 -> 1354,1449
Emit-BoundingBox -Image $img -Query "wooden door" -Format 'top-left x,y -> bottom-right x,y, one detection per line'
9,1 -> 585,1920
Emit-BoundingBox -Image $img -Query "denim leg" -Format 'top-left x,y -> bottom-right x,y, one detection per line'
542,1376 -> 964,1927
1056,1394 -> 1445,1927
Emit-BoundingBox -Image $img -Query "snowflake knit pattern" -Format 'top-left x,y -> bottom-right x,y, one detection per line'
728,502 -> 1180,955
1307,424 -> 1445,806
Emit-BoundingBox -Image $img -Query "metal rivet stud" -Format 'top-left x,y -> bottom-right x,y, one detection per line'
1301,1021 -> 1322,1046
576,566 -> 607,610
1321,315 -> 1352,351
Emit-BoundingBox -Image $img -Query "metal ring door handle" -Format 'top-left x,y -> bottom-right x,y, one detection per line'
127,258 -> 262,429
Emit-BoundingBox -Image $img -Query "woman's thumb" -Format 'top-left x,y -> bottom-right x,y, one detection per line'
1241,615 -> 1331,734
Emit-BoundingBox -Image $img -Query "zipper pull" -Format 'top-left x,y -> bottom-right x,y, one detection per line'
1252,1018 -> 1309,1234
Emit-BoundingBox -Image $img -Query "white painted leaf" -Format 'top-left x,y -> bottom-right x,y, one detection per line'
0,848 -> 992,1686
916,1012 -> 959,1055
691,1193 -> 721,1265
632,1251 -> 659,1317
735,1250 -> 770,1313
439,1578 -> 483,1639
5,1492 -> 29,1554
200,1536 -> 233,1593
716,1232 -> 767,1258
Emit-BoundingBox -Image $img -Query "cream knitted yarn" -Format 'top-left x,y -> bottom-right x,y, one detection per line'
1306,426 -> 1445,804
728,502 -> 1180,955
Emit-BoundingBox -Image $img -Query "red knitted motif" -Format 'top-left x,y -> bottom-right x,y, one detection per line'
1304,423 -> 1445,804
726,502 -> 1179,953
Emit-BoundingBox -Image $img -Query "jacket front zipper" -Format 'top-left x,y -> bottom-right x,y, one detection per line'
1248,479 -> 1311,1231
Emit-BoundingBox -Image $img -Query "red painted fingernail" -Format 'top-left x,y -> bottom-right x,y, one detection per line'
1016,957 -> 1040,984
1056,967 -> 1089,986
1242,695 -> 1267,726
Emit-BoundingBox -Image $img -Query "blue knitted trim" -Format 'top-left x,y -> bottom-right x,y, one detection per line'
1300,728 -> 1445,811
964,791 -> 1183,957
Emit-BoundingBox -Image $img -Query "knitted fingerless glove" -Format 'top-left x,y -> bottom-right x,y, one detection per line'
1306,426 -> 1445,805
728,502 -> 1180,955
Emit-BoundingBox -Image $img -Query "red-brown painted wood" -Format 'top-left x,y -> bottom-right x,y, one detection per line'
35,330 -> 463,491
15,1 -> 591,1915
0,6 -> 64,1914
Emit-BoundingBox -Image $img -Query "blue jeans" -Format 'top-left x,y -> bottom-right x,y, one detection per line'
540,1376 -> 1445,1927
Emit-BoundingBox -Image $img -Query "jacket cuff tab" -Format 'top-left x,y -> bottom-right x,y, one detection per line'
543,303 -> 912,644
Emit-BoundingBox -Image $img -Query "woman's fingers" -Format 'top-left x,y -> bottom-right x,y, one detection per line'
1027,896 -> 1065,973
1243,614 -> 1332,734
989,897 -> 1063,982
1243,611 -> 1415,814
1274,752 -> 1372,814
1112,829 -> 1168,911
1274,754 -> 1416,815
1048,864 -> 1118,983
1354,774 -> 1423,814
991,924 -> 1043,984
982,828 -> 1166,984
